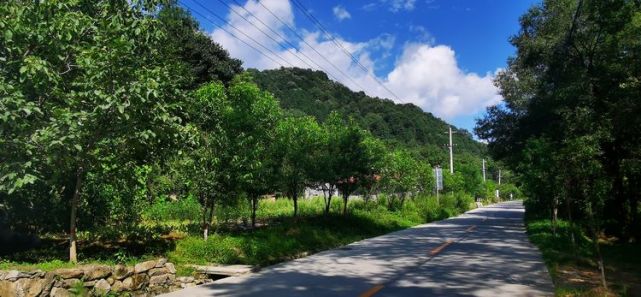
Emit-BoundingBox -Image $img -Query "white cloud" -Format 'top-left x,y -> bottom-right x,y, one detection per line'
208,0 -> 501,120
362,0 -> 417,12
385,44 -> 502,117
332,5 -> 351,21
409,25 -> 435,44
388,0 -> 416,12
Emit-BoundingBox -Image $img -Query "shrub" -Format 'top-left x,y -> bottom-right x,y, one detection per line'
143,195 -> 201,222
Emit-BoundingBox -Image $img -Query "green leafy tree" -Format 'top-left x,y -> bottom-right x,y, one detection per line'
333,118 -> 377,215
274,116 -> 322,217
380,149 -> 420,209
225,76 -> 282,228
475,0 -> 641,287
158,2 -> 243,88
0,1 -> 187,262
185,82 -> 232,239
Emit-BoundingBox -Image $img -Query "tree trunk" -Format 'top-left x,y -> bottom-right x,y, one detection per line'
293,190 -> 299,217
201,194 -> 211,240
322,186 -> 332,215
587,201 -> 608,290
342,192 -> 349,216
146,176 -> 154,204
251,195 -> 258,228
565,192 -> 576,251
631,192 -> 639,239
69,166 -> 84,263
552,196 -> 558,236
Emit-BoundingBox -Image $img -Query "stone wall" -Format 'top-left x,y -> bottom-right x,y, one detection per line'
0,259 -> 211,297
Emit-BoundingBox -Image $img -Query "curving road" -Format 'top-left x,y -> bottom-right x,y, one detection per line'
161,201 -> 553,297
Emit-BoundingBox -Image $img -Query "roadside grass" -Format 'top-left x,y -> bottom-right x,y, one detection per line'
1,193 -> 475,275
525,216 -> 641,296
168,194 -> 472,272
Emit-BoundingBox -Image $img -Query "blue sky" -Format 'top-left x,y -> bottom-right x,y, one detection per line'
181,0 -> 540,134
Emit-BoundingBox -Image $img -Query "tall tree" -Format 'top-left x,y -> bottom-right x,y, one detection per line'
476,0 -> 641,287
380,149 -> 420,209
158,2 -> 243,88
225,75 -> 282,228
185,82 -> 231,240
0,1 -> 187,262
274,116 -> 322,217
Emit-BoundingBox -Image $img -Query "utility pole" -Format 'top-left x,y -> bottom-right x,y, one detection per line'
447,126 -> 454,174
498,169 -> 502,185
482,159 -> 486,182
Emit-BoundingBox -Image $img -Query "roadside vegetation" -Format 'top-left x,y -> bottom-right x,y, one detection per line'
0,1 -> 516,275
1,192 -> 486,276
526,216 -> 641,296
477,0 -> 641,295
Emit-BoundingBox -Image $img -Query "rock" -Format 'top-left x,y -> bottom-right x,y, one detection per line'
82,265 -> 111,280
120,277 -> 134,291
177,276 -> 194,283
148,274 -> 169,286
0,280 -> 16,297
61,278 -> 81,289
40,273 -> 56,296
93,279 -> 111,295
165,263 -> 177,274
53,268 -> 84,279
131,273 -> 149,290
50,287 -> 73,297
82,280 -> 95,287
14,277 -> 49,297
107,276 -> 115,285
150,285 -> 171,295
3,270 -> 30,281
155,258 -> 168,268
180,282 -> 196,288
111,280 -> 123,292
113,264 -> 133,280
29,270 -> 45,278
147,267 -> 168,277
134,260 -> 157,274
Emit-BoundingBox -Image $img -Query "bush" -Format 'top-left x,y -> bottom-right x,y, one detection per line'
143,195 -> 201,222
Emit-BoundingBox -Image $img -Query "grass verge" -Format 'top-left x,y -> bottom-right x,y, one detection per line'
525,217 -> 641,296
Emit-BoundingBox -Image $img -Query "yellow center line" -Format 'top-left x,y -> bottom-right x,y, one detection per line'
359,284 -> 385,297
466,225 -> 476,232
429,239 -> 453,256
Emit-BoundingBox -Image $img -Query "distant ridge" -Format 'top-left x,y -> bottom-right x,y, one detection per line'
248,67 -> 485,164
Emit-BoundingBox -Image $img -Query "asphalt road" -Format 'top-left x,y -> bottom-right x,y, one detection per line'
161,201 -> 554,297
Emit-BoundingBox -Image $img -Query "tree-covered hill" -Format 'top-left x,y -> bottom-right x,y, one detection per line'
248,67 -> 485,164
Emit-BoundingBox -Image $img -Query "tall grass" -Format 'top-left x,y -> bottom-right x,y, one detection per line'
168,192 -> 475,270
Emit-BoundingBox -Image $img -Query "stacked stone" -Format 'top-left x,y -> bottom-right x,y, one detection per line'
0,258 -> 208,297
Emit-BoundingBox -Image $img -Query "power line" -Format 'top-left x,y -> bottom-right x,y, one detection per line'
180,2 -> 287,68
216,0 -> 319,72
254,0 -> 369,91
290,0 -> 405,103
187,0 -> 294,68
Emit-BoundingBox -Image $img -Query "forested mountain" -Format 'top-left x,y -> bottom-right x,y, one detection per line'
248,67 -> 486,165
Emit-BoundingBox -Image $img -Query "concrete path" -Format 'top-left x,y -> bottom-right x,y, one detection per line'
161,201 -> 554,297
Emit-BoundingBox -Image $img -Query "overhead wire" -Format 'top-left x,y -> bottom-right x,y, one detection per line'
290,0 -> 405,103
180,2 -> 286,68
215,0 -> 322,72
254,0 -> 369,92
186,0 -> 295,68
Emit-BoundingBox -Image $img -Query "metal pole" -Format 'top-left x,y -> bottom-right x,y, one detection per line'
498,169 -> 502,185
448,126 -> 454,174
482,159 -> 486,182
